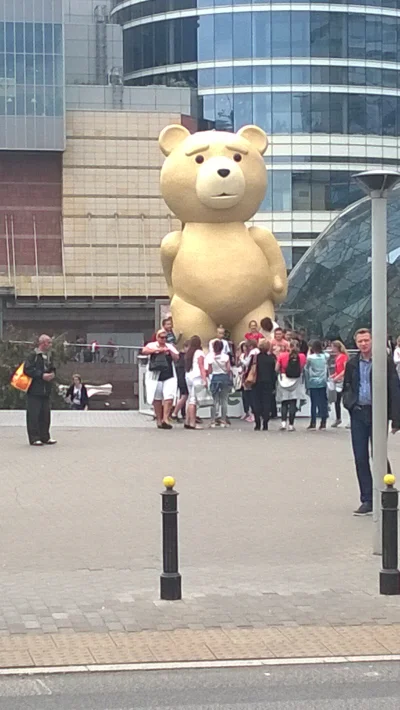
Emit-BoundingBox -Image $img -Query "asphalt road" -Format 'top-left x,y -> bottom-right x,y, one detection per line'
1,663 -> 400,709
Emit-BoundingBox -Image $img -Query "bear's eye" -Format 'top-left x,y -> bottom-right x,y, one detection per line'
195,155 -> 204,164
233,153 -> 242,162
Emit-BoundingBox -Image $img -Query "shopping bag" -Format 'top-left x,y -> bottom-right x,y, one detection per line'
10,363 -> 32,393
194,384 -> 214,408
327,379 -> 337,403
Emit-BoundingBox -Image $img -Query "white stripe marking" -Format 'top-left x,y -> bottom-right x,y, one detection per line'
0,654 -> 399,676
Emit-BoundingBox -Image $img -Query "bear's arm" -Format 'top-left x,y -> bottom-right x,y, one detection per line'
161,231 -> 182,298
248,226 -> 288,302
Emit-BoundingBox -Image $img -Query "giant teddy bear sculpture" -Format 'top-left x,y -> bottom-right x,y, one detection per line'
159,124 -> 288,345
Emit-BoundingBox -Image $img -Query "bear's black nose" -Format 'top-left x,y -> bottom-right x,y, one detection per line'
218,169 -> 230,178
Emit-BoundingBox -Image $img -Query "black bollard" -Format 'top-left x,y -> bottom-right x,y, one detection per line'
160,476 -> 182,600
380,474 -> 400,595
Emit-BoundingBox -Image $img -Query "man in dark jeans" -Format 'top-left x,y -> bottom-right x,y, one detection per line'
23,334 -> 57,447
343,328 -> 400,516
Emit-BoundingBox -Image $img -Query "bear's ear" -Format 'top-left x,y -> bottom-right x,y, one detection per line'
237,125 -> 268,155
159,124 -> 190,156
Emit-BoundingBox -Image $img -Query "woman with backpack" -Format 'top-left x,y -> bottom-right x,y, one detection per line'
276,340 -> 306,431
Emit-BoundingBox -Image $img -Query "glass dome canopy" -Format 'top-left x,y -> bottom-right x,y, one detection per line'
286,190 -> 400,345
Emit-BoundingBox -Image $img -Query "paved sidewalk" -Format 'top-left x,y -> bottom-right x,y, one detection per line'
2,625 -> 400,667
0,419 -> 399,666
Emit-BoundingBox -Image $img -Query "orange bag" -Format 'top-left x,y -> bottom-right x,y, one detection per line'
10,363 -> 32,393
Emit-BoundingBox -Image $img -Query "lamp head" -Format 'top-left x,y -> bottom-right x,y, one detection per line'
353,170 -> 400,197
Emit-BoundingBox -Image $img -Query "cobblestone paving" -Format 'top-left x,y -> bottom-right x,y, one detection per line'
0,417 -> 399,664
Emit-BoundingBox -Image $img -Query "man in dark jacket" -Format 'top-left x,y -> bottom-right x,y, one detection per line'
343,328 -> 400,516
23,334 -> 57,446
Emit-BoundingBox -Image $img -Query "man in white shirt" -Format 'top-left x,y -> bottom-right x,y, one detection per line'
209,325 -> 231,356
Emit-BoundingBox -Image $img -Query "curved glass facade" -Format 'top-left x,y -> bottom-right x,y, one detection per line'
112,0 -> 400,260
285,192 -> 400,343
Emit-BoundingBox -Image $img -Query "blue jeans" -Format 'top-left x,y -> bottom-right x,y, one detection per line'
350,406 -> 373,505
309,387 -> 328,423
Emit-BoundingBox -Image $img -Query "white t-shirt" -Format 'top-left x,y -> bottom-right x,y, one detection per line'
205,352 -> 230,375
72,386 -> 82,405
394,347 -> 400,365
189,349 -> 204,379
209,338 -> 230,356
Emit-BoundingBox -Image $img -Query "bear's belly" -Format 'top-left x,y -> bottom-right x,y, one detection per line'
171,237 -> 271,324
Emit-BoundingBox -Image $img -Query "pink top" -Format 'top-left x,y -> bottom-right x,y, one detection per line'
271,338 -> 290,356
277,351 -> 306,374
244,331 -> 264,342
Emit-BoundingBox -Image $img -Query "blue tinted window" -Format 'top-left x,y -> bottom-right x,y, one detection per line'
292,172 -> 311,209
25,23 -> 33,53
233,13 -> 251,58
348,14 -> 365,59
154,22 -> 167,66
292,93 -> 311,132
311,93 -> 330,132
203,94 -> 215,123
54,25 -> 63,54
35,86 -> 44,116
35,54 -> 44,84
366,16 -> 381,59
6,53 -> 14,79
330,94 -> 345,133
330,14 -> 347,57
35,23 -> 43,53
45,85 -> 54,115
312,66 -> 329,84
348,95 -> 366,133
253,93 -> 272,134
16,85 -> 24,115
233,66 -> 251,85
45,55 -> 54,85
291,12 -> 310,57
366,95 -> 381,134
330,67 -> 347,84
215,94 -> 234,130
44,24 -> 53,54
382,69 -> 397,88
214,13 -> 233,60
272,93 -> 291,132
16,54 -> 24,83
54,53 -> 63,85
273,171 -> 292,210
0,23 -> 4,53
6,22 -> 14,53
216,66 -> 233,87
311,171 -> 330,210
382,96 -> 396,136
55,86 -> 63,116
253,66 -> 271,85
198,68 -> 214,88
234,94 -> 253,128
271,13 -> 291,57
198,15 -> 214,61
291,66 -> 311,83
310,13 -> 330,58
272,66 -> 291,84
15,23 -> 24,53
0,53 -> 4,78
25,54 -> 34,84
382,17 -> 396,61
366,67 -> 382,86
348,66 -> 365,85
252,13 -> 271,58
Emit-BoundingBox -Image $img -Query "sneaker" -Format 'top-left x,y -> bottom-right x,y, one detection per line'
245,414 -> 254,423
353,503 -> 373,516
319,421 -> 327,431
43,439 -> 57,445
240,413 -> 247,420
288,425 -> 295,432
219,421 -> 227,428
210,421 -> 219,428
331,419 -> 342,428
307,423 -> 316,431
280,421 -> 287,431
31,440 -> 43,446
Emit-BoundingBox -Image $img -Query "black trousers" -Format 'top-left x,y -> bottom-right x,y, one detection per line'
253,383 -> 273,429
335,391 -> 343,421
350,405 -> 392,504
26,395 -> 51,444
281,399 -> 297,425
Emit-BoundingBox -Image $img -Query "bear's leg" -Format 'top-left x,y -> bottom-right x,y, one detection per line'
232,300 -> 275,344
171,295 -> 217,347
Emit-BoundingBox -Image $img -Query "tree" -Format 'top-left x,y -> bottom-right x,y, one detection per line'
0,328 -> 70,409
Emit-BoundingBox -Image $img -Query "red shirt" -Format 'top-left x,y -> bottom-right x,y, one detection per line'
334,352 -> 348,377
277,351 -> 306,374
271,338 -> 290,356
244,331 -> 263,342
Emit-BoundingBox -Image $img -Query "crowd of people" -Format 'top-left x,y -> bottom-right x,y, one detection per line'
142,316 -> 350,433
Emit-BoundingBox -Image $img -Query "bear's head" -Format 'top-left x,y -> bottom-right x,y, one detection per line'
159,125 -> 268,223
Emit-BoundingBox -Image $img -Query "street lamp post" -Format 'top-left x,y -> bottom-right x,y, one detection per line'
353,171 -> 400,555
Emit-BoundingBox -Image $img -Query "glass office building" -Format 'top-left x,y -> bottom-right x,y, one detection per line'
0,0 -> 64,150
111,0 -> 400,266
286,191 -> 400,343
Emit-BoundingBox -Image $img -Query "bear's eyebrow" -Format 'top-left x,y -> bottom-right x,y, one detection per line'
226,145 -> 248,155
185,144 -> 209,156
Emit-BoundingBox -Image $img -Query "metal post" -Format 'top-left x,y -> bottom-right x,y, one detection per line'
371,192 -> 388,555
380,474 -> 400,595
160,476 -> 182,600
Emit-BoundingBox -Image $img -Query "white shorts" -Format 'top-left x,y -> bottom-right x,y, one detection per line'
154,377 -> 176,402
186,374 -> 202,405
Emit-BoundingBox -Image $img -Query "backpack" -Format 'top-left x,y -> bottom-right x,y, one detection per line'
285,353 -> 301,379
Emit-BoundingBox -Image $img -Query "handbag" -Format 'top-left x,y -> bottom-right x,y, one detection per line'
244,357 -> 257,387
149,351 -> 170,374
194,384 -> 214,408
10,363 -> 32,393
327,379 -> 337,403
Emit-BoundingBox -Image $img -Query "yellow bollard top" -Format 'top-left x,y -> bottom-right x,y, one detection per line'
384,473 -> 396,487
163,476 -> 176,489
